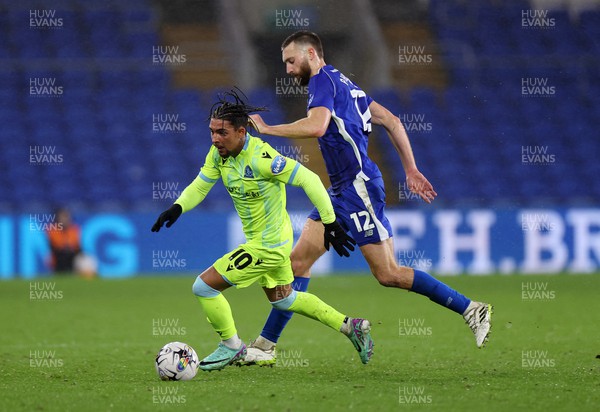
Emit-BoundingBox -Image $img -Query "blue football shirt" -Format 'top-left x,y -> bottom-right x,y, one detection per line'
307,64 -> 382,194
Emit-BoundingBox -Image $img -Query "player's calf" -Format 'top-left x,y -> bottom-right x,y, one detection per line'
270,289 -> 375,365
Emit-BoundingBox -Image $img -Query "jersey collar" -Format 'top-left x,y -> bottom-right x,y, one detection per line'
225,134 -> 250,162
241,133 -> 251,152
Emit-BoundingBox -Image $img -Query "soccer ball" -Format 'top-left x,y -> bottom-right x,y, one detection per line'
155,341 -> 199,381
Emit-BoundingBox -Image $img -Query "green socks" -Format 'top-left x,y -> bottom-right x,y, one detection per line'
197,293 -> 237,340
287,291 -> 346,331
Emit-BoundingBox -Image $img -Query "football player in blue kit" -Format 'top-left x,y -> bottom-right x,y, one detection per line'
243,31 -> 492,366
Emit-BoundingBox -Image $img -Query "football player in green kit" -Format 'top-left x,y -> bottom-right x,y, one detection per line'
152,91 -> 373,371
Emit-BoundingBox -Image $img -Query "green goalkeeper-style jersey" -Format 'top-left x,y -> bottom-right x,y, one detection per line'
174,133 -> 336,248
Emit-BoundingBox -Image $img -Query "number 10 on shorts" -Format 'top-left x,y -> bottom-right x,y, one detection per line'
229,248 -> 253,270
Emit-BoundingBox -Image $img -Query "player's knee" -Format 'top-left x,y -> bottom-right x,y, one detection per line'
374,271 -> 396,287
192,276 -> 220,298
271,289 -> 297,310
372,267 -> 402,288
291,255 -> 309,277
373,266 -> 412,289
369,260 -> 394,286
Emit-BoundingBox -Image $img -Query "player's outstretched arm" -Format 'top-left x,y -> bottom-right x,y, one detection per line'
150,174 -> 216,232
369,100 -> 437,203
249,107 -> 331,139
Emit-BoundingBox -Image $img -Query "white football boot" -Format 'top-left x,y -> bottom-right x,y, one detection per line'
463,301 -> 493,348
236,336 -> 276,367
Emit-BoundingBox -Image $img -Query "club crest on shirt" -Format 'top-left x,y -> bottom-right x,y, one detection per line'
244,165 -> 254,178
271,155 -> 287,175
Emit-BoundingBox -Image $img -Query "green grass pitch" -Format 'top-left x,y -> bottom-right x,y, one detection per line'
1,274 -> 599,411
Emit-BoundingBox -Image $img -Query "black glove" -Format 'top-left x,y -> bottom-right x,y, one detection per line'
323,220 -> 356,257
151,204 -> 183,232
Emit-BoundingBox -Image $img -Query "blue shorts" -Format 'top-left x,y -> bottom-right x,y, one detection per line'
308,176 -> 392,246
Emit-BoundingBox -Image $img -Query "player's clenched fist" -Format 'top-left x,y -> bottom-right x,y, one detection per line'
151,204 -> 183,232
323,220 -> 356,257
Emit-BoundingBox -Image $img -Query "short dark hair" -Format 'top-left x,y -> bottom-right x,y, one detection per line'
209,88 -> 267,130
281,30 -> 324,59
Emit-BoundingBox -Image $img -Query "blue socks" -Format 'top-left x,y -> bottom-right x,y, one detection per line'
411,270 -> 471,315
260,277 -> 310,343
260,270 -> 468,343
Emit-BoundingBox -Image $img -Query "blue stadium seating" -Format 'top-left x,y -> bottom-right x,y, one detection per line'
1,0 -> 598,211
370,0 -> 600,206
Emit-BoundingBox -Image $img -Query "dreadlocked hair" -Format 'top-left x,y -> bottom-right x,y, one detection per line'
208,88 -> 268,130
